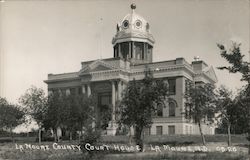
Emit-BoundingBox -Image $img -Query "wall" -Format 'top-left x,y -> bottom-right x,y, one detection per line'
149,122 -> 215,135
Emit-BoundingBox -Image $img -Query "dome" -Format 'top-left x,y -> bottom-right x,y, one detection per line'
112,4 -> 155,46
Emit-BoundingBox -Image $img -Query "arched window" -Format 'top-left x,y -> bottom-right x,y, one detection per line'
169,101 -> 176,117
157,103 -> 163,117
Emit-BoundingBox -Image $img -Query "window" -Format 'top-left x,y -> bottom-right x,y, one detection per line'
189,126 -> 192,134
156,126 -> 163,135
122,20 -> 129,29
78,87 -> 82,95
135,20 -> 142,28
168,79 -> 176,95
120,42 -> 129,59
169,101 -> 176,117
185,79 -> 193,93
185,125 -> 189,134
207,111 -> 214,121
144,127 -> 151,136
70,88 -> 76,95
61,88 -> 66,95
168,126 -> 175,135
157,103 -> 163,117
134,42 -> 143,60
114,45 -> 118,58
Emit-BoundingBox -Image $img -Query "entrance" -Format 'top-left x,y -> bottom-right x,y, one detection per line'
96,92 -> 112,130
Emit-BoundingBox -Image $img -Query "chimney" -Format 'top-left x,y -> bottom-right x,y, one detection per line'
191,57 -> 208,72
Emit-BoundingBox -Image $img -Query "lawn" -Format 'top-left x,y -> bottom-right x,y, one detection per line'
101,134 -> 248,145
0,134 -> 249,160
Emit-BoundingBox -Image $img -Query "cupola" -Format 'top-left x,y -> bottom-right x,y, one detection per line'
112,4 -> 155,64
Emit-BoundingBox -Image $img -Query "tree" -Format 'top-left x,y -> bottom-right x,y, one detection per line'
99,104 -> 112,130
19,86 -> 47,144
185,82 -> 216,145
62,94 -> 95,141
43,91 -> 63,142
0,97 -> 25,142
235,86 -> 250,133
0,97 -> 8,106
118,69 -> 169,151
217,42 -> 250,153
217,42 -> 250,82
43,91 -> 95,142
61,94 -> 78,141
215,86 -> 239,146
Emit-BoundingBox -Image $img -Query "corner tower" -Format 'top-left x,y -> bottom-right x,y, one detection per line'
112,4 -> 155,65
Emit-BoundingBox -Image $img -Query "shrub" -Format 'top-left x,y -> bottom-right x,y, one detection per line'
0,137 -> 12,143
80,128 -> 101,157
41,136 -> 54,142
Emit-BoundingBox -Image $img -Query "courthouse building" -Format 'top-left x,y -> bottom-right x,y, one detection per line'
45,4 -> 217,136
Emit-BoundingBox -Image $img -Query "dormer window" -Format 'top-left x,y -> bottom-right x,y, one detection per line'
135,20 -> 142,28
123,20 -> 129,29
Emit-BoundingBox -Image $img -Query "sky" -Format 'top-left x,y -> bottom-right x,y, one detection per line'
0,0 -> 249,105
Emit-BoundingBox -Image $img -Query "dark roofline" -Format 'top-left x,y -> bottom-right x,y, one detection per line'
81,57 -> 121,65
132,57 -> 188,66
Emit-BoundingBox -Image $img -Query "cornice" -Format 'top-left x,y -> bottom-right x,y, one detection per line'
44,77 -> 81,84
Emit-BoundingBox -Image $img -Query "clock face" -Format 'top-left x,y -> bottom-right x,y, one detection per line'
135,20 -> 142,28
123,20 -> 129,29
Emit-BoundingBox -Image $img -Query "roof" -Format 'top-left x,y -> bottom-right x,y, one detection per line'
112,3 -> 155,45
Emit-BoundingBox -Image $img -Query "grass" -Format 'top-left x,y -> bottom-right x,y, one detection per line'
103,152 -> 249,160
0,142 -> 82,160
1,143 -> 249,160
104,152 -> 249,160
101,134 -> 248,145
0,134 -> 249,160
0,134 -> 248,144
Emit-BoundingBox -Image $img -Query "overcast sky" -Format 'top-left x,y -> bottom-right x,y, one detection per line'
0,0 -> 249,104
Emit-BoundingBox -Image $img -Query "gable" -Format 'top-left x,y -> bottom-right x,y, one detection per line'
90,65 -> 112,72
204,67 -> 218,83
79,59 -> 117,75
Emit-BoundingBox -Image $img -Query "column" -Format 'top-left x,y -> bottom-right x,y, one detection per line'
117,80 -> 122,100
132,42 -> 135,58
107,80 -> 118,135
118,43 -> 121,58
87,84 -> 91,97
66,89 -> 70,96
144,43 -> 148,60
48,90 -> 53,95
111,81 -> 116,121
58,89 -> 62,96
142,43 -> 145,60
129,42 -> 131,58
82,85 -> 86,94
122,81 -> 127,91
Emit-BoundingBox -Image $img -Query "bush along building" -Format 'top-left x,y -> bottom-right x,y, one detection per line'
44,4 -> 217,136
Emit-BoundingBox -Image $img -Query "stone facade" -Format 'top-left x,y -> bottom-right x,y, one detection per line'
44,4 -> 217,136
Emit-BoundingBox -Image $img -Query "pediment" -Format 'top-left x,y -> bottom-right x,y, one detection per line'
203,66 -> 218,83
91,65 -> 112,72
79,60 -> 117,75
